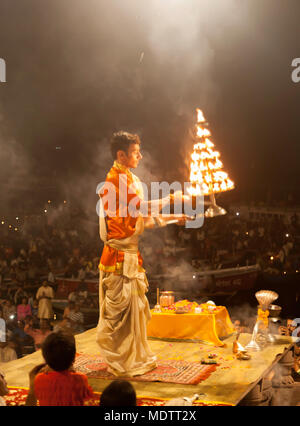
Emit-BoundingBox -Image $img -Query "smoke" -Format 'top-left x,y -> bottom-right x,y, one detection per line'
0,111 -> 33,217
227,303 -> 258,329
1,0 -> 300,218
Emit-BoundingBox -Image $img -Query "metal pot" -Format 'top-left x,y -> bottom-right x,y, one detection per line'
268,304 -> 282,319
160,291 -> 175,307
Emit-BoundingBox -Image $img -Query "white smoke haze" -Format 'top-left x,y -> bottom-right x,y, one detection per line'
135,150 -> 160,187
0,0 -> 286,215
1,1 -> 299,226
227,303 -> 258,330
0,112 -> 33,216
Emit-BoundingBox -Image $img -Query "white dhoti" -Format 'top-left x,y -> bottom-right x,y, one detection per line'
37,299 -> 53,319
36,286 -> 54,319
96,211 -> 157,376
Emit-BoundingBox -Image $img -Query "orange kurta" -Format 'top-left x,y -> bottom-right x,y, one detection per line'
99,161 -> 144,273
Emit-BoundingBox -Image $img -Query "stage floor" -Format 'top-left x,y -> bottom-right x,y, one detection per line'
0,328 -> 294,405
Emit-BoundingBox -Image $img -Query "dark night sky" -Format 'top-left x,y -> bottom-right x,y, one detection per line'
0,0 -> 300,219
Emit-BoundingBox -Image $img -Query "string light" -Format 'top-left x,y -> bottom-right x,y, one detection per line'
0,199 -> 67,231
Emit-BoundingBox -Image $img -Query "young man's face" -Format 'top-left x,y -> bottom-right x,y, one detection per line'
119,143 -> 142,169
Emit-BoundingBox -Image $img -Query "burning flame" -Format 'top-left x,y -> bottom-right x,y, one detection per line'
197,127 -> 211,138
196,108 -> 206,123
188,108 -> 235,196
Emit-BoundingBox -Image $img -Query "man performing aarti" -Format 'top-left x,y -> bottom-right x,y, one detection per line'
96,131 -> 185,377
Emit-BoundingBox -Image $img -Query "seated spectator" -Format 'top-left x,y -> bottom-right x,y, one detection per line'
47,268 -> 56,287
24,318 -> 52,351
0,291 -> 6,306
63,301 -> 75,326
77,280 -> 89,302
0,340 -> 18,362
11,320 -> 34,358
100,380 -> 136,407
68,303 -> 84,334
0,369 -> 9,406
68,289 -> 80,304
0,307 -> 6,343
278,319 -> 297,336
14,285 -> 28,306
52,302 -> 75,333
27,292 -> 34,306
30,300 -> 40,328
87,296 -> 98,309
25,330 -> 94,406
31,298 -> 38,315
3,299 -> 16,322
17,297 -> 32,321
77,267 -> 86,281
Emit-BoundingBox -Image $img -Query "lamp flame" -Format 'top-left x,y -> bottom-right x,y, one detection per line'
188,108 -> 235,196
196,108 -> 206,123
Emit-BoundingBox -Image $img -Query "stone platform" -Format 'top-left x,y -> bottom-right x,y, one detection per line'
0,328 -> 296,405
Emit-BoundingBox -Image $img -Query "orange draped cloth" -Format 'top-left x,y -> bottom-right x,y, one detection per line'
147,306 -> 235,347
99,161 -> 144,273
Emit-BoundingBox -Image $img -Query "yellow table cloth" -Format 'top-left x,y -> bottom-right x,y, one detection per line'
147,306 -> 235,346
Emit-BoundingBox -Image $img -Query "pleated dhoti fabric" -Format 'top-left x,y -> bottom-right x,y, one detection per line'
96,269 -> 157,377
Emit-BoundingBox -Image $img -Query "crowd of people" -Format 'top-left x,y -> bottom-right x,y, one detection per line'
0,279 -> 57,361
0,282 -> 95,362
0,203 -> 299,374
0,205 -> 299,309
140,209 -> 300,276
0,209 -> 103,361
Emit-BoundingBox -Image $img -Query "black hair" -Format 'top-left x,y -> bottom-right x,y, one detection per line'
100,380 -> 136,407
42,331 -> 76,372
110,131 -> 140,160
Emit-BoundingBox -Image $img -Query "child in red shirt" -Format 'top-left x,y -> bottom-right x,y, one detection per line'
25,330 -> 94,406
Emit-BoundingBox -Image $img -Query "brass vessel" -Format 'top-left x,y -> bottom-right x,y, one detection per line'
160,291 -> 175,307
